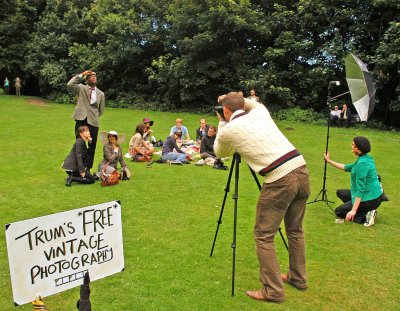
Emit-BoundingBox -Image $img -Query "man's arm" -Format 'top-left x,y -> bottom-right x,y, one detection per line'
184,126 -> 190,140
67,75 -> 81,93
67,70 -> 93,93
243,98 -> 261,111
214,129 -> 235,158
98,93 -> 105,117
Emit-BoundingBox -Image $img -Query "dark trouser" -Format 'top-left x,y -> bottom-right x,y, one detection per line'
66,170 -> 95,184
339,117 -> 349,127
254,166 -> 310,302
330,115 -> 339,126
335,189 -> 382,224
75,119 -> 99,170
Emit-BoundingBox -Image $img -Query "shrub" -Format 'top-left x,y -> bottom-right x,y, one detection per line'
272,107 -> 325,125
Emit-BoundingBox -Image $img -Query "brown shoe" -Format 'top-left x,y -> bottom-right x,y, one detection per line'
246,288 -> 283,303
281,273 -> 307,290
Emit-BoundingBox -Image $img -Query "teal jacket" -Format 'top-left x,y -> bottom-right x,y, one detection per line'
344,154 -> 382,203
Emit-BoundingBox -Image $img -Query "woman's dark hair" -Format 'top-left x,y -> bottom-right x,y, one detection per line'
353,136 -> 371,154
135,123 -> 146,136
76,125 -> 89,138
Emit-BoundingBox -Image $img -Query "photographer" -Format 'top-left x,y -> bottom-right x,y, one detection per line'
214,92 -> 310,303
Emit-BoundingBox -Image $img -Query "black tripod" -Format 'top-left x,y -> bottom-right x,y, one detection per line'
209,153 -> 288,296
307,110 -> 335,211
308,82 -> 349,212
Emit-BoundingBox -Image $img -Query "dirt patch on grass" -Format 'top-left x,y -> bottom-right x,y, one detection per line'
27,98 -> 49,106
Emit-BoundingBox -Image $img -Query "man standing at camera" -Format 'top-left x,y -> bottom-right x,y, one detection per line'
67,70 -> 105,170
214,92 -> 310,303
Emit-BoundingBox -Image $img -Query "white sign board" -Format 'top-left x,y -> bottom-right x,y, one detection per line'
5,201 -> 124,306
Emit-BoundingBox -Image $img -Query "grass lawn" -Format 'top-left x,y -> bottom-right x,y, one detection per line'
0,94 -> 399,310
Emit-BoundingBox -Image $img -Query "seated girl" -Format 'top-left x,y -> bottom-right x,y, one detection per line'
98,130 -> 130,178
128,123 -> 153,162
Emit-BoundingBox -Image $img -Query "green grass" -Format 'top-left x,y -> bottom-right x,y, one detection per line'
0,94 -> 399,310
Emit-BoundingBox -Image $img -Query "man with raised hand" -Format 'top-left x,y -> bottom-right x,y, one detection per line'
67,70 -> 105,170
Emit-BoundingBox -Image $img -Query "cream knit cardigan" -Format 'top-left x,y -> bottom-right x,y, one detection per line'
214,99 -> 306,183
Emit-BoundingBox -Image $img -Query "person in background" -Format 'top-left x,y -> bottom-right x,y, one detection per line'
4,77 -> 10,94
98,130 -> 129,176
161,130 -> 189,164
247,88 -> 260,102
170,118 -> 190,144
129,123 -> 153,162
340,104 -> 351,127
67,70 -> 105,171
200,125 -> 217,159
15,77 -> 21,95
142,117 -> 155,153
324,136 -> 383,227
196,118 -> 210,144
329,105 -> 341,126
62,125 -> 95,186
214,92 -> 310,303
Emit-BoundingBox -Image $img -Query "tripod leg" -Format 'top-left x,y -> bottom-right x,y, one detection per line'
210,154 -> 236,257
231,153 -> 240,296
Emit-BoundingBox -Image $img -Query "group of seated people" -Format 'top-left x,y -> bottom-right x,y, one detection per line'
62,88 -> 263,185
62,116 -> 223,185
330,104 -> 351,127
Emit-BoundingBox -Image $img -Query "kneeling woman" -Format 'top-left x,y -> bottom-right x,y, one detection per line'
62,126 -> 95,186
324,136 -> 383,226
98,130 -> 129,175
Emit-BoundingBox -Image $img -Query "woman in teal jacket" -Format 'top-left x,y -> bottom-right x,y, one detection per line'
324,136 -> 383,226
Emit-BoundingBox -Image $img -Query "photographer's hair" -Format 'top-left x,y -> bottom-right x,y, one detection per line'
222,92 -> 245,113
135,123 -> 147,136
209,125 -> 217,132
176,118 -> 183,123
76,125 -> 89,138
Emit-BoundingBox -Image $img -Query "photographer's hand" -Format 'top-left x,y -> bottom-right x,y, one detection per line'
217,94 -> 226,103
216,112 -> 225,122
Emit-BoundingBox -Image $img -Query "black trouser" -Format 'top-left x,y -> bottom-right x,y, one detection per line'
75,119 -> 99,170
335,189 -> 382,224
330,115 -> 339,126
66,170 -> 95,184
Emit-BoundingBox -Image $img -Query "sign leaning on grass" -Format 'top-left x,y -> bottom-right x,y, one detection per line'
5,201 -> 124,306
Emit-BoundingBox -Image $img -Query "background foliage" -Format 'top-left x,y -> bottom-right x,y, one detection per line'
1,0 -> 399,125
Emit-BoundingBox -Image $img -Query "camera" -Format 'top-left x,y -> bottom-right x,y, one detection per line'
213,106 -> 225,120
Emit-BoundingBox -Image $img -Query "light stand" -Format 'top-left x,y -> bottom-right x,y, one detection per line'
308,81 -> 349,211
209,153 -> 288,296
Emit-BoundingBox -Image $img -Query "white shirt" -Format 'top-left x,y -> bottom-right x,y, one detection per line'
214,99 -> 306,183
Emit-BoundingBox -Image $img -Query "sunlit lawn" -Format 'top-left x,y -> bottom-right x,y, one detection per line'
0,95 -> 399,310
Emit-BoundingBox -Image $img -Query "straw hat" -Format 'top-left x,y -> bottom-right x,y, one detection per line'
100,130 -> 126,145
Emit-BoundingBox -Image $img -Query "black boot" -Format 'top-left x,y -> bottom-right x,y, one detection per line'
66,176 -> 73,187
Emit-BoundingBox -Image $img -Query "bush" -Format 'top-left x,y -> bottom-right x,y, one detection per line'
272,107 -> 325,125
47,92 -> 74,104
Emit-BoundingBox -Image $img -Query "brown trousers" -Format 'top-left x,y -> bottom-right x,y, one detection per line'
254,165 -> 310,301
